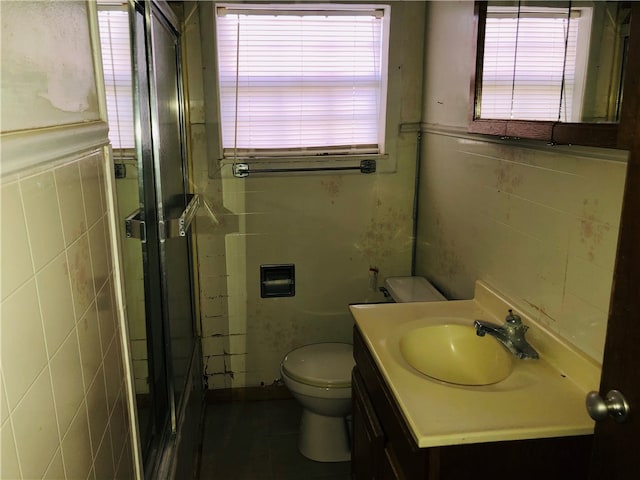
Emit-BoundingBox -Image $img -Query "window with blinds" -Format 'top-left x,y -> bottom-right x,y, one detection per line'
98,6 -> 135,149
215,4 -> 390,158
480,5 -> 591,122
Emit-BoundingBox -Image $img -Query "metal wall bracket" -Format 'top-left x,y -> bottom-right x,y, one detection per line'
125,194 -> 200,242
165,193 -> 201,239
125,208 -> 146,242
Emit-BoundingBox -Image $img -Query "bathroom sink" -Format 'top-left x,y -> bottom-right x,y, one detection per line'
399,324 -> 514,386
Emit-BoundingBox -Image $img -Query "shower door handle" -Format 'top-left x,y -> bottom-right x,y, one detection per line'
125,208 -> 146,242
164,193 -> 200,239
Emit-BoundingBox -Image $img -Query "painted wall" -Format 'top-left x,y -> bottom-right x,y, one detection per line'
416,1 -> 627,362
186,1 -> 425,389
0,1 -> 101,132
1,2 -> 136,478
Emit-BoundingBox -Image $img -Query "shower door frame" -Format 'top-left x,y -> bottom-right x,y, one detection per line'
129,0 -> 202,477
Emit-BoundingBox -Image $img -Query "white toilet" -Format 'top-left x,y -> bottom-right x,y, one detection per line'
280,343 -> 354,462
280,276 -> 446,462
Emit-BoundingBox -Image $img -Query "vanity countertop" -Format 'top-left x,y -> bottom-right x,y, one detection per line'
350,281 -> 600,448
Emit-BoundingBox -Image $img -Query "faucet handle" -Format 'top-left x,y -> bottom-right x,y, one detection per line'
505,309 -> 522,325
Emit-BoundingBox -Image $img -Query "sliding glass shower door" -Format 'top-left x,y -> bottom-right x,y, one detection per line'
131,1 -> 199,475
101,1 -> 200,477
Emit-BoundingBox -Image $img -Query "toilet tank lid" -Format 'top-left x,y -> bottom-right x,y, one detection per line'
384,276 -> 446,302
282,343 -> 354,388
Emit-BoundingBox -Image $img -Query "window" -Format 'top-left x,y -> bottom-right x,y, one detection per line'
480,5 -> 591,122
98,5 -> 135,149
215,4 -> 390,158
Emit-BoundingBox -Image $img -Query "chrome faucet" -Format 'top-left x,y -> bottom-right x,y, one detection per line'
474,310 -> 539,359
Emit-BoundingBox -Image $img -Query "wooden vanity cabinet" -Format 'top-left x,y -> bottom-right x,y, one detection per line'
351,326 -> 593,480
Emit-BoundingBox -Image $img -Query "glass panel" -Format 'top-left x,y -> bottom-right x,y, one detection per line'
149,10 -> 195,419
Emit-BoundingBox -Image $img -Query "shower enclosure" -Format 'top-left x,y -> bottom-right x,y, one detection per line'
99,1 -> 202,477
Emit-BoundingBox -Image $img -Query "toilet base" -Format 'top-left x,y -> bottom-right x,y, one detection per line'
298,409 -> 351,462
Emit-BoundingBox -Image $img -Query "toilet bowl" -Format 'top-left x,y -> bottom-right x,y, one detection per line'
280,343 -> 354,462
281,276 -> 446,462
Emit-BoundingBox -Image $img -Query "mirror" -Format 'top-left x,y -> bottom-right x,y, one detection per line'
470,1 -> 638,148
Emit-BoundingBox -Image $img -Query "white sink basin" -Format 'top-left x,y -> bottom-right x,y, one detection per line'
399,324 -> 514,386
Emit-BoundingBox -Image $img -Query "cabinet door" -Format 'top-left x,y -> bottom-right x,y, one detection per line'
352,368 -> 385,479
382,446 -> 404,480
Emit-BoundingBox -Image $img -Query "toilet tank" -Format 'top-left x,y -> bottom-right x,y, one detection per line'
384,276 -> 446,303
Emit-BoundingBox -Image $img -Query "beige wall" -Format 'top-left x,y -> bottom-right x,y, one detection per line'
0,1 -> 101,133
186,1 -> 425,388
1,1 -> 137,478
1,150 -> 135,480
416,1 -> 627,362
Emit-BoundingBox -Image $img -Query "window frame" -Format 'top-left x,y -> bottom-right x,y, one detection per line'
469,1 -> 640,149
478,5 -> 591,123
214,3 -> 391,161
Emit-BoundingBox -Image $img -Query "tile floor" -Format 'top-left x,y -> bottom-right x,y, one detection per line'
199,399 -> 351,480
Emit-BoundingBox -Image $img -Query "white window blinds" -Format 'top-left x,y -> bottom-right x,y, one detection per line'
480,6 -> 586,122
215,4 -> 389,157
98,7 -> 135,149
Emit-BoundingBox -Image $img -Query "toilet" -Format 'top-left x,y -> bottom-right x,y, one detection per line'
280,343 -> 354,462
280,276 -> 446,462
383,275 -> 446,303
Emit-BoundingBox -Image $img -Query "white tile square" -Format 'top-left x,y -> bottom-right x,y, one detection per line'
1,280 -> 47,409
43,448 -> 65,480
228,353 -> 246,373
205,355 -> 226,374
108,394 -> 128,460
97,279 -> 117,352
0,181 -> 34,300
228,334 -> 247,354
129,339 -> 147,360
12,367 -> 59,479
103,338 -> 123,413
61,401 -> 93,480
67,233 -> 95,319
77,302 -> 103,386
55,162 -> 86,246
134,378 -> 150,394
92,425 -> 115,480
565,254 -> 615,311
36,251 -> 76,357
207,372 -> 231,389
201,335 -> 225,357
115,436 -> 134,480
201,311 -> 229,337
80,153 -> 104,228
97,149 -> 109,220
86,367 -> 109,456
20,170 -> 65,271
126,298 -> 147,340
89,217 -> 109,294
0,370 -> 9,424
1,420 -> 21,479
230,372 -> 247,388
132,359 -> 149,381
50,328 -> 85,434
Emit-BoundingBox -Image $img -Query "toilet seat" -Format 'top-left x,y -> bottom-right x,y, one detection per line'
282,343 -> 354,388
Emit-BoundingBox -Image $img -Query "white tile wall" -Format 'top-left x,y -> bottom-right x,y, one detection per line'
416,132 -> 626,362
188,1 -> 425,389
0,149 -> 134,479
418,1 -> 627,363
